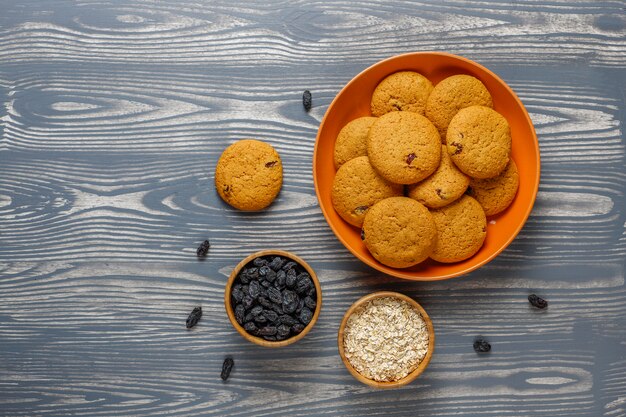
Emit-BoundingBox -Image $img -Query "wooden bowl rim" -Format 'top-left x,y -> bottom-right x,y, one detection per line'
224,250 -> 322,348
337,291 -> 435,388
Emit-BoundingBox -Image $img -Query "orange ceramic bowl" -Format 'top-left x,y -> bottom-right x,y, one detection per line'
313,52 -> 540,281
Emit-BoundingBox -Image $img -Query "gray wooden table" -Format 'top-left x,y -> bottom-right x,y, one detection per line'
1,1 -> 625,416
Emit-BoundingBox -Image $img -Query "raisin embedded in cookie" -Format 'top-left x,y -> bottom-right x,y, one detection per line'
362,197 -> 437,268
367,111 -> 441,184
215,139 -> 283,211
331,156 -> 403,227
446,106 -> 511,179
370,71 -> 433,117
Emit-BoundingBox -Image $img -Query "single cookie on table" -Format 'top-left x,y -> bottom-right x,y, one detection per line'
446,106 -> 511,179
430,195 -> 487,263
334,117 -> 377,169
425,74 -> 493,138
331,156 -> 403,227
407,145 -> 470,209
362,197 -> 437,268
215,139 -> 282,211
370,71 -> 433,117
367,111 -> 441,184
467,159 -> 519,216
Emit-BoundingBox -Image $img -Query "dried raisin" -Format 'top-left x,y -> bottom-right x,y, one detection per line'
299,307 -> 313,325
221,357 -> 234,381
267,287 -> 282,304
244,312 -> 254,323
291,323 -> 305,334
269,257 -> 286,271
303,90 -> 312,111
275,270 -> 286,288
231,286 -> 243,304
282,290 -> 298,314
258,326 -> 277,336
286,269 -> 297,288
186,307 -> 202,329
242,295 -> 253,310
258,296 -> 272,309
259,265 -> 270,277
304,296 -> 316,310
244,322 -> 258,335
282,261 -> 297,272
473,338 -> 491,353
234,304 -> 245,324
295,273 -> 311,294
406,153 -> 416,165
264,310 -> 278,323
248,281 -> 261,299
277,324 -> 291,339
277,314 -> 297,327
528,294 -> 548,309
196,240 -> 210,257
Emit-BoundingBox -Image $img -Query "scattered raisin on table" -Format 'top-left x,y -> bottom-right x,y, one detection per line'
473,337 -> 491,353
302,90 -> 312,111
528,294 -> 548,309
196,240 -> 210,257
186,307 -> 202,329
221,357 -> 234,381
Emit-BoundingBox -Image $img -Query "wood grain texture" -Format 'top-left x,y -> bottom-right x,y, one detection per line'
1,0 -> 625,416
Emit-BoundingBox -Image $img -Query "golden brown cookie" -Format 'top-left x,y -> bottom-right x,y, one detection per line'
370,71 -> 433,117
430,195 -> 487,263
215,139 -> 282,211
407,145 -> 470,208
331,156 -> 403,227
367,111 -> 441,184
467,159 -> 519,216
334,117 -> 377,169
446,106 -> 511,179
425,75 -> 493,138
362,197 -> 437,268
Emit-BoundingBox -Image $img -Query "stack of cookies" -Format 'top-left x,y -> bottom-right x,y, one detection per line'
331,71 -> 519,268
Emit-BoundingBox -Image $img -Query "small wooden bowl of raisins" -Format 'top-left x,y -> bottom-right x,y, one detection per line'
225,250 -> 322,347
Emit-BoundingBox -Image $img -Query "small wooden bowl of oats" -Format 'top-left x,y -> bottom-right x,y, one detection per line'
337,291 -> 435,388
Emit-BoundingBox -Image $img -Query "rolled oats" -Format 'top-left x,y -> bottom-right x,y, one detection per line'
343,296 -> 429,382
